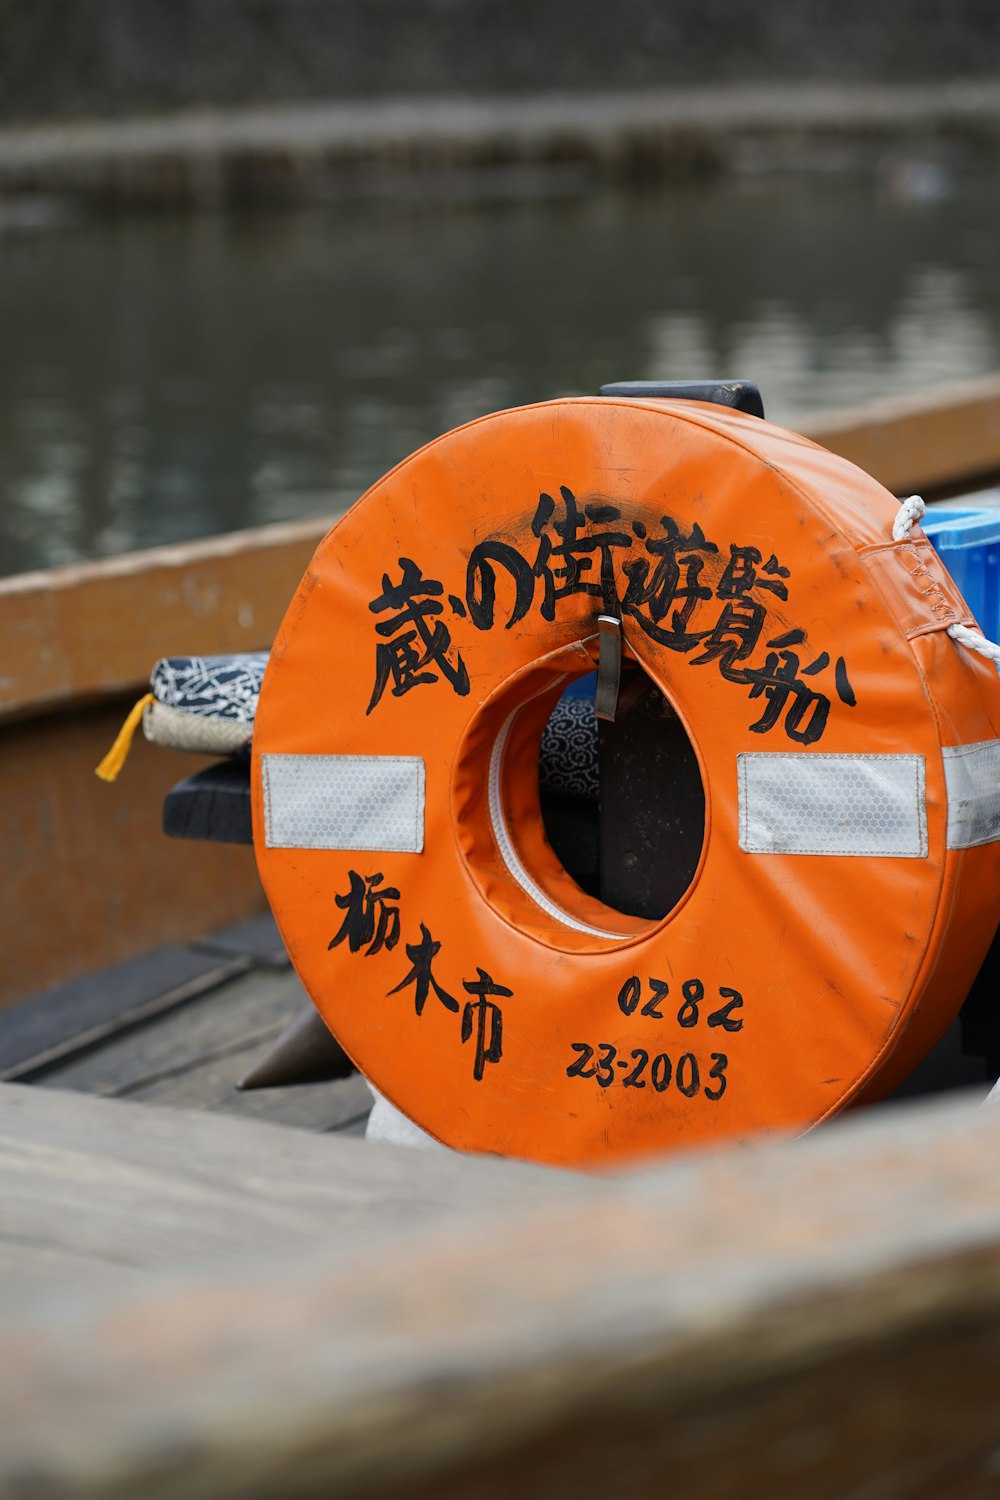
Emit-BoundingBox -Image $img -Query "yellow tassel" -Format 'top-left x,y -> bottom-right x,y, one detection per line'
95,693 -> 155,782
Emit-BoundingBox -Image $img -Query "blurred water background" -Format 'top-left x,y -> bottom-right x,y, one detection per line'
2,152 -> 999,577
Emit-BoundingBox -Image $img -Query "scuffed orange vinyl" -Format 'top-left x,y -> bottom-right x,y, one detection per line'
252,399 -> 1000,1166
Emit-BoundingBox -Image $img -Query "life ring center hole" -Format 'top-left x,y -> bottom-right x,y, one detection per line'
540,668 -> 705,921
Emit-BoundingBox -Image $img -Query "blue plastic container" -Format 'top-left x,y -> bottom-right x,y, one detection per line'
922,503 -> 1000,645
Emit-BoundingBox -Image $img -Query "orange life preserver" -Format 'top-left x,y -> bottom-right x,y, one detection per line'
252,397 -> 1000,1167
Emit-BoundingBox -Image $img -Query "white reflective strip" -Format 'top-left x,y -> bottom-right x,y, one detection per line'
489,706 -> 623,940
738,752 -> 927,858
261,753 -> 424,852
943,740 -> 1000,849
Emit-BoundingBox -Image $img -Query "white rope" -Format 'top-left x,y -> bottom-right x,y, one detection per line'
488,699 -> 624,941
892,495 -> 1000,665
946,620 -> 1000,666
892,493 -> 927,541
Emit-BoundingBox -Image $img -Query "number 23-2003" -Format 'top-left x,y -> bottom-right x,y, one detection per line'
566,1044 -> 728,1099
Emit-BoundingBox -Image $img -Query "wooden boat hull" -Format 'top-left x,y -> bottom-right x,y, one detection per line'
3,376 -> 1000,1010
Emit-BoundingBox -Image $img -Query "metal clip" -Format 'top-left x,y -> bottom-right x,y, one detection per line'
595,615 -> 623,722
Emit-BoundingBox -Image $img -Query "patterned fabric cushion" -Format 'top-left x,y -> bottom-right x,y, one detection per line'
143,700 -> 255,756
540,694 -> 599,799
150,653 -> 269,725
147,651 -> 600,796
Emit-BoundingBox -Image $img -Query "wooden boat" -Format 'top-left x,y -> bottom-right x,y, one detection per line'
4,376 -> 1000,1497
4,372 -> 1000,1010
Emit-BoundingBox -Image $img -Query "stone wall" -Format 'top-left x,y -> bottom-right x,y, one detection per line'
2,0 -> 999,124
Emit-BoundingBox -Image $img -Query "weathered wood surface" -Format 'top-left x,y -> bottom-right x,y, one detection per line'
0,1083 -> 568,1290
4,1085 -> 1000,1498
8,915 -> 373,1136
0,944 -> 250,1081
36,964 -> 372,1131
803,372 -> 1000,500
0,697 -> 269,1007
0,516 -> 324,721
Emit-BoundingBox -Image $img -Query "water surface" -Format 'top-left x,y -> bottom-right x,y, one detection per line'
2,164 -> 999,576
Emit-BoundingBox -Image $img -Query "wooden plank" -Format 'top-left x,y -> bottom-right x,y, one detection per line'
4,1087 -> 1000,1498
0,516 -> 325,720
801,372 -> 1000,499
193,911 -> 290,968
128,1062 -> 373,1131
0,945 -> 249,1080
30,964 -> 303,1096
0,698 -> 268,1009
163,759 -> 254,845
33,964 -> 370,1133
0,1082 -> 568,1284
